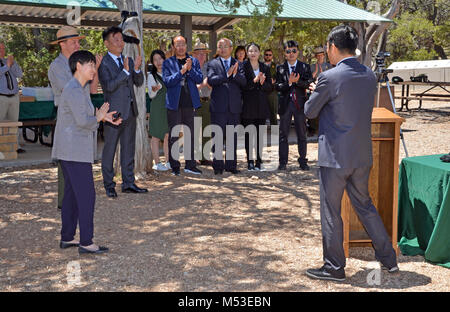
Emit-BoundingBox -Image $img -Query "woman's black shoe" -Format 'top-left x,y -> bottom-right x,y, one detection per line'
60,241 -> 80,249
79,246 -> 109,254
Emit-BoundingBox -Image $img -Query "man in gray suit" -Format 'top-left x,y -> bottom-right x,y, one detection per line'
304,25 -> 398,282
98,26 -> 147,198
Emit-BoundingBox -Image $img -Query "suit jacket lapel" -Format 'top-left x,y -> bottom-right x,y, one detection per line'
284,62 -> 290,84
106,53 -> 121,74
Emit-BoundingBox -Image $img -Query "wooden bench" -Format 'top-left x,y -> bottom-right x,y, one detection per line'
394,94 -> 449,110
20,119 -> 56,147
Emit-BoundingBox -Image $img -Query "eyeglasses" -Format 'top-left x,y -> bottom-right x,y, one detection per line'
264,54 -> 272,57
285,49 -> 298,54
218,45 -> 231,49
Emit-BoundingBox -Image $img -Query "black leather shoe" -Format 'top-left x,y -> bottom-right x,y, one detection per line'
306,266 -> 346,282
106,188 -> 117,198
300,163 -> 310,171
278,164 -> 287,170
79,246 -> 109,254
214,169 -> 223,175
225,169 -> 240,174
60,241 -> 79,249
122,184 -> 148,193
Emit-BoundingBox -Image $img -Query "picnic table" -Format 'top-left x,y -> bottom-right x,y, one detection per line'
393,81 -> 450,111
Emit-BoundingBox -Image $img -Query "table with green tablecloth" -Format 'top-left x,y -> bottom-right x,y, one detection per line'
19,95 -> 151,145
398,154 -> 450,268
20,94 -> 151,118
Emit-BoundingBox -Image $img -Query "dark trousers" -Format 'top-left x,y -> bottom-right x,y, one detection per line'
167,107 -> 197,170
242,118 -> 266,164
319,166 -> 397,271
60,160 -> 95,247
57,161 -> 64,209
279,101 -> 307,166
195,99 -> 211,161
210,111 -> 240,171
102,116 -> 136,190
268,90 -> 278,125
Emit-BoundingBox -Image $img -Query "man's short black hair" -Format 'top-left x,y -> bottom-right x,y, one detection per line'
102,26 -> 123,41
327,25 -> 358,55
264,48 -> 273,54
283,40 -> 299,50
69,50 -> 96,75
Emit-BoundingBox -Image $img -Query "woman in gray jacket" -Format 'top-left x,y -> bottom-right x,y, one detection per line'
52,50 -> 121,254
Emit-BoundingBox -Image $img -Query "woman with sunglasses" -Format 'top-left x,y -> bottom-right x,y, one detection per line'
241,43 -> 272,171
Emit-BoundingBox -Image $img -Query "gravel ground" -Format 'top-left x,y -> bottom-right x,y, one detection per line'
0,97 -> 449,292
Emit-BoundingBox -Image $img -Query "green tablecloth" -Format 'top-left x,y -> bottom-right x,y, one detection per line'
20,94 -> 151,120
19,101 -> 56,121
398,154 -> 450,268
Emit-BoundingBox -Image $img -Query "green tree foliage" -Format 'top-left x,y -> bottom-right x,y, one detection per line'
388,12 -> 438,62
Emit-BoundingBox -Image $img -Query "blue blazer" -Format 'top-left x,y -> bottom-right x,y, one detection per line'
162,54 -> 203,110
207,57 -> 246,114
304,57 -> 377,169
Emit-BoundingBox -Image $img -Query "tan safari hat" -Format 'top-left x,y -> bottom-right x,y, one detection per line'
50,26 -> 86,45
190,42 -> 211,54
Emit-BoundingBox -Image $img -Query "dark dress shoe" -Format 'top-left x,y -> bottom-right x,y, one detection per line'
16,148 -> 26,154
172,168 -> 181,176
306,265 -> 346,282
106,188 -> 117,198
278,164 -> 287,170
300,163 -> 310,171
60,241 -> 80,249
225,169 -> 240,174
79,246 -> 109,254
248,162 -> 256,171
200,160 -> 213,166
122,184 -> 148,193
214,169 -> 223,175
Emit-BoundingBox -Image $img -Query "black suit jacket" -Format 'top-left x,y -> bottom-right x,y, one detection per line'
275,60 -> 312,115
241,60 -> 272,119
98,53 -> 144,121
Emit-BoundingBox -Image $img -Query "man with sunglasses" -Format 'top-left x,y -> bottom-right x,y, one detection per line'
263,49 -> 278,126
275,40 -> 313,171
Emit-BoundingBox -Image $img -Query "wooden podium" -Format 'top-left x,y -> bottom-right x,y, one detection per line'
342,108 -> 404,257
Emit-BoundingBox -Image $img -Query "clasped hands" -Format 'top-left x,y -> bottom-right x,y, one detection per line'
122,55 -> 142,72
253,72 -> 266,85
180,58 -> 193,75
96,102 -> 122,126
227,62 -> 239,77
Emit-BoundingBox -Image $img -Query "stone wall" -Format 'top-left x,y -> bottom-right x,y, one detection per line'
0,121 -> 22,160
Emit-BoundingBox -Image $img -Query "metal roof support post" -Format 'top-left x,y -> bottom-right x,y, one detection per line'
180,14 -> 192,52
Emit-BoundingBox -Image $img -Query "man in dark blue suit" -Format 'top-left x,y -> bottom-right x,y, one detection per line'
163,35 -> 203,176
207,38 -> 246,175
304,25 -> 398,282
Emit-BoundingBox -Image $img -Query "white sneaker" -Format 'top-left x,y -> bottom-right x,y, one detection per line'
153,162 -> 169,171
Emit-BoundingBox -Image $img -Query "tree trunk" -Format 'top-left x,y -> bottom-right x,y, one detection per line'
32,28 -> 44,52
351,0 -> 400,68
111,0 -> 152,178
